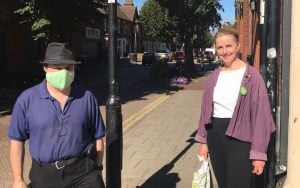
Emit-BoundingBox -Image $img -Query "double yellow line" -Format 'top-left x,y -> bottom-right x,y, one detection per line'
123,94 -> 170,132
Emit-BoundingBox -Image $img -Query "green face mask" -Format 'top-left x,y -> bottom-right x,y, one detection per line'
46,69 -> 75,90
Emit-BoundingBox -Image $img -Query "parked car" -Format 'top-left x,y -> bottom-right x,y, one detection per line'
142,52 -> 156,66
203,51 -> 214,63
155,49 -> 171,62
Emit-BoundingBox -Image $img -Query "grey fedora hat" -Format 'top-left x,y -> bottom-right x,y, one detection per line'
41,42 -> 81,64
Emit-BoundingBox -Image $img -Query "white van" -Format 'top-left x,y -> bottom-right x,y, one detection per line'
204,48 -> 216,63
204,48 -> 215,55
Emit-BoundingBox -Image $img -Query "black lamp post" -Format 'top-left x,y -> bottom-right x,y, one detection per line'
104,32 -> 109,47
104,32 -> 109,62
106,1 -> 122,188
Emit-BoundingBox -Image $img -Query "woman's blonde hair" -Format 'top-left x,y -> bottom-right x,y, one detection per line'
214,27 -> 239,43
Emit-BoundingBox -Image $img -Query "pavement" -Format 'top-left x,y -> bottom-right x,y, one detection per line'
0,63 -> 218,188
120,90 -> 204,188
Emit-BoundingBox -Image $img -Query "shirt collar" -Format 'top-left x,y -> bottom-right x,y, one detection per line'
39,79 -> 51,99
38,79 -> 78,100
243,64 -> 251,83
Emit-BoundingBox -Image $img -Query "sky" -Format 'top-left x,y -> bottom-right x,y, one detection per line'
120,0 -> 235,23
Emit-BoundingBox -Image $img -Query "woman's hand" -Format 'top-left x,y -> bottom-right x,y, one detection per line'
252,160 -> 265,175
197,143 -> 209,159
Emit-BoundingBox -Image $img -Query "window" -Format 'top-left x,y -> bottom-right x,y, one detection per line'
104,18 -> 107,31
117,40 -> 121,55
117,20 -> 121,33
123,22 -> 127,34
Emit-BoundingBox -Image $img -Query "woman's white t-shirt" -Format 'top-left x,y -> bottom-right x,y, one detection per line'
213,66 -> 246,118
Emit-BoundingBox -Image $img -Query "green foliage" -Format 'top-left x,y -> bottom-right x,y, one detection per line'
31,19 -> 50,31
30,18 -> 50,40
161,0 -> 223,42
151,0 -> 223,65
14,3 -> 34,15
15,0 -> 106,41
194,30 -> 214,49
140,0 -> 223,65
139,0 -> 175,43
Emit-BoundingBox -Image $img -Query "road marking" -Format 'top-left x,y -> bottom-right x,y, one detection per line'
123,94 -> 170,132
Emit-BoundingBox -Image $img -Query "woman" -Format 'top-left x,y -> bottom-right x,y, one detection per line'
195,28 -> 276,188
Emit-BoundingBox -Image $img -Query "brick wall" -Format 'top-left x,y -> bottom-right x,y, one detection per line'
237,0 -> 260,70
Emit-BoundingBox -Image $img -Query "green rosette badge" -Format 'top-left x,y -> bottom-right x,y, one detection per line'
240,86 -> 247,96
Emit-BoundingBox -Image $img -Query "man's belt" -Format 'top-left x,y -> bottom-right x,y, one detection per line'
53,157 -> 81,169
34,156 -> 85,170
34,143 -> 98,170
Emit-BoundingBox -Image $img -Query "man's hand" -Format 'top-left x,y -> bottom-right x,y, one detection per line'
197,143 -> 209,159
252,160 -> 265,175
96,139 -> 104,167
12,180 -> 27,188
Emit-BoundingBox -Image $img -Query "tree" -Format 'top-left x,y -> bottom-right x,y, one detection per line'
15,0 -> 106,41
193,30 -> 214,50
164,0 -> 222,65
139,0 -> 175,45
141,0 -> 223,72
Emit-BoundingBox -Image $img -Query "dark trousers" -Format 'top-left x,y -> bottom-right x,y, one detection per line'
207,118 -> 252,188
29,157 -> 105,188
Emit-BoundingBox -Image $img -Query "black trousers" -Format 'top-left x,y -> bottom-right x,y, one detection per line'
207,118 -> 252,188
29,157 -> 105,188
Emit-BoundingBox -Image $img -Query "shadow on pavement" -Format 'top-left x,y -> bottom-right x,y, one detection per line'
137,131 -> 197,188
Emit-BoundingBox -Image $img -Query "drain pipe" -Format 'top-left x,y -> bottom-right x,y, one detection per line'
259,0 -> 268,81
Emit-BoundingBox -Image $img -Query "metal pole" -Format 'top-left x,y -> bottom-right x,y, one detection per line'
265,0 -> 279,187
255,0 -> 278,187
257,1 -> 269,188
277,0 -> 291,183
106,1 -> 122,188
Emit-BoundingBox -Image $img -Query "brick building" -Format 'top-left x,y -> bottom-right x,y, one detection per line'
235,0 -> 260,70
0,0 -> 141,86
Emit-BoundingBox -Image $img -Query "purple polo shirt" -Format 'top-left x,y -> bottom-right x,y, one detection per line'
8,80 -> 105,163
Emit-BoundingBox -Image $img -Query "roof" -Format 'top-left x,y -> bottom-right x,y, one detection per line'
119,4 -> 137,21
97,2 -> 138,22
117,6 -> 132,21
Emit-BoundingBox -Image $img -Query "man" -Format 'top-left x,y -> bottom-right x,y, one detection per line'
8,42 -> 105,188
